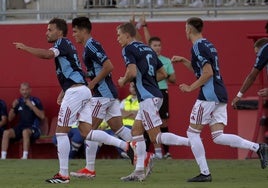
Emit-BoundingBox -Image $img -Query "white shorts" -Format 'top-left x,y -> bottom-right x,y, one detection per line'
58,85 -> 92,127
190,99 -> 227,126
90,97 -> 121,121
136,98 -> 163,131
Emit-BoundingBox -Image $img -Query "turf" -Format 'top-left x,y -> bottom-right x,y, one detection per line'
1,159 -> 268,188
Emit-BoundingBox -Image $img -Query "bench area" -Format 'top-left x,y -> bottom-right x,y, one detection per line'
6,117 -> 121,159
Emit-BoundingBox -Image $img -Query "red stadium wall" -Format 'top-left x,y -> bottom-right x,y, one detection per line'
0,19 -> 267,159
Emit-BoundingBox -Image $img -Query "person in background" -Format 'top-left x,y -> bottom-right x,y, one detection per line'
1,82 -> 45,160
120,82 -> 139,131
171,17 -> 268,182
52,124 -> 84,159
0,99 -> 8,137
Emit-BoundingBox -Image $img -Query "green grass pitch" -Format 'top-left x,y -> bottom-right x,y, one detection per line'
1,159 -> 268,188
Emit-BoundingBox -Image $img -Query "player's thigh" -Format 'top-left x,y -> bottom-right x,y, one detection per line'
146,126 -> 161,143
107,116 -> 123,132
189,99 -> 216,127
131,120 -> 145,136
90,97 -> 110,119
138,98 -> 162,131
60,86 -> 91,127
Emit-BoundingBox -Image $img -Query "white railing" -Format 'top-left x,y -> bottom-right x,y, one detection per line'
0,0 -> 267,21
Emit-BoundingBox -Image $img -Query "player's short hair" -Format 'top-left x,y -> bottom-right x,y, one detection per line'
148,36 -> 161,46
117,22 -> 136,37
49,17 -> 68,37
186,17 -> 203,33
254,37 -> 268,49
72,16 -> 92,33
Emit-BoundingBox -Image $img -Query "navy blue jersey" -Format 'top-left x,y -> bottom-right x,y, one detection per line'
122,41 -> 163,102
191,38 -> 228,103
254,43 -> 268,71
0,99 -> 8,127
83,38 -> 118,98
14,97 -> 43,128
52,38 -> 87,91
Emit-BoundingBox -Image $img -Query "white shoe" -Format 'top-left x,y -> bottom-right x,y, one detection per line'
120,170 -> 145,182
224,0 -> 236,6
163,152 -> 172,159
120,151 -> 130,159
153,153 -> 163,159
189,0 -> 204,8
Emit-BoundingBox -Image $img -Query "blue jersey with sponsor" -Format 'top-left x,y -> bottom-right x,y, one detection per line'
83,38 -> 118,98
254,43 -> 268,71
191,38 -> 228,103
14,97 -> 43,129
0,99 -> 7,127
122,41 -> 163,102
53,38 -> 87,91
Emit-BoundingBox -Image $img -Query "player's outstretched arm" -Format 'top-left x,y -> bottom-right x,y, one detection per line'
13,42 -> 55,59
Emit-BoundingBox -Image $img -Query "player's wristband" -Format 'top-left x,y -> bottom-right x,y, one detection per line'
237,91 -> 243,98
142,24 -> 147,27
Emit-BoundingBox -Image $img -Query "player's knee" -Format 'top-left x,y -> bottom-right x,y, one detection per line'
212,130 -> 224,144
186,126 -> 201,139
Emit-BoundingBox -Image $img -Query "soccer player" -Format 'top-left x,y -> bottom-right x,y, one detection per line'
117,22 -> 190,182
139,15 -> 177,159
69,16 -> 134,178
232,38 -> 268,105
171,17 -> 268,182
13,17 -> 133,184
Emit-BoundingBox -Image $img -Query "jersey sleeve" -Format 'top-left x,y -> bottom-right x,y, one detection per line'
123,46 -> 136,66
52,38 -> 72,58
85,42 -> 108,66
254,45 -> 268,70
197,42 -> 212,67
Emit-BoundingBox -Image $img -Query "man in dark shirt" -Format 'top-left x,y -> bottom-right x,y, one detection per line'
1,82 -> 45,160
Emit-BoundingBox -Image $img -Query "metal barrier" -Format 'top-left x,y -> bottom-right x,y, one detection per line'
0,0 -> 267,21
